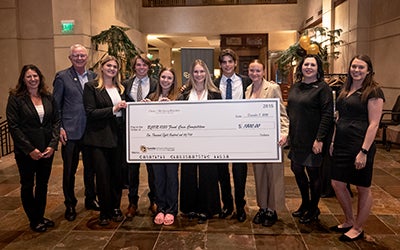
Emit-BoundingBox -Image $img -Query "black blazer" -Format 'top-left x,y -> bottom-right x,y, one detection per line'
177,87 -> 222,101
6,93 -> 60,156
83,80 -> 125,148
122,76 -> 158,102
213,74 -> 252,99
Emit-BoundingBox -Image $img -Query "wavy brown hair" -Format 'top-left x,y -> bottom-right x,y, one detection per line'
10,64 -> 50,96
338,55 -> 380,103
150,67 -> 181,101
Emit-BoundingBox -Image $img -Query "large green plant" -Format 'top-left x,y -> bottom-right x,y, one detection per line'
91,25 -> 163,80
277,27 -> 343,77
91,25 -> 140,79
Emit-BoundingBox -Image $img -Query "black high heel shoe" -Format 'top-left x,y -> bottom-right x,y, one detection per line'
299,208 -> 320,224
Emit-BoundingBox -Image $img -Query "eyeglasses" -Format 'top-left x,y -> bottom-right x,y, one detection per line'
71,54 -> 87,59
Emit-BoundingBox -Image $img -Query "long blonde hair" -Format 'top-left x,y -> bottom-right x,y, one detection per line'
95,55 -> 125,94
185,59 -> 220,93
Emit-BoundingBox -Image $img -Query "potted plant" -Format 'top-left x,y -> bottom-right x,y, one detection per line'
276,27 -> 343,77
91,25 -> 162,80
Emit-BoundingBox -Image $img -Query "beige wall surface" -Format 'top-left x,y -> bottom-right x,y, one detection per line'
52,0 -> 146,75
0,0 -> 54,117
368,0 -> 400,108
139,4 -> 305,35
331,0 -> 400,108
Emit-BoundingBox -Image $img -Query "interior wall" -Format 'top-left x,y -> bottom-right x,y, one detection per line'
0,0 -> 19,118
332,0 -> 400,108
139,3 -> 305,35
0,0 -> 54,118
52,0 -> 147,77
368,0 -> 400,108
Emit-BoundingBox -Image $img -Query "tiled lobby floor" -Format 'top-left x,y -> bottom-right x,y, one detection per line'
0,145 -> 399,249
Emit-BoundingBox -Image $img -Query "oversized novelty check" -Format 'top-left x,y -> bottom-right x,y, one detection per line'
126,99 -> 281,163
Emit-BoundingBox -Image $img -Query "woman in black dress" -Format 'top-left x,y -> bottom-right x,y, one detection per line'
330,55 -> 384,241
287,55 -> 334,224
178,59 -> 222,224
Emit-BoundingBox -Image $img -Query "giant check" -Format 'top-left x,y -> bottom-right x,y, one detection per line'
126,99 -> 281,163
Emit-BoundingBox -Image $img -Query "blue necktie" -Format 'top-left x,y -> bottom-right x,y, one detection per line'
226,78 -> 232,99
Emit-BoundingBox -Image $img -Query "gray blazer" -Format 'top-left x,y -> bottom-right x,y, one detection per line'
53,66 -> 96,140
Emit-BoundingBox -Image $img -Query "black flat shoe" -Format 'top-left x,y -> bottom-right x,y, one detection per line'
198,213 -> 208,224
299,208 -> 320,224
65,206 -> 76,221
236,209 -> 246,222
292,205 -> 308,218
98,217 -> 110,226
85,199 -> 100,211
219,207 -> 233,219
112,208 -> 124,222
187,212 -> 198,221
339,231 -> 364,242
330,225 -> 352,233
30,222 -> 47,232
42,218 -> 55,227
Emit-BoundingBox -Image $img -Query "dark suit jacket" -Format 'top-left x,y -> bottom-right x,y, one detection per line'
122,76 -> 158,102
83,80 -> 125,148
53,66 -> 96,140
213,74 -> 252,99
6,93 -> 60,156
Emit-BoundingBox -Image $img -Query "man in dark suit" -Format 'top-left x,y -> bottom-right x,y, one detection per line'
214,49 -> 252,222
53,44 -> 99,221
122,54 -> 158,219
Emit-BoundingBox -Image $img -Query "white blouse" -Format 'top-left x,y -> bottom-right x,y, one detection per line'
34,104 -> 44,123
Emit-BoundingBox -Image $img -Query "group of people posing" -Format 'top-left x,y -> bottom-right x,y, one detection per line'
6,45 -> 384,242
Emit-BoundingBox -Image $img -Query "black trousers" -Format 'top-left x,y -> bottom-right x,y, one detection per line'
151,163 -> 179,215
217,163 -> 247,211
126,163 -> 156,206
61,139 -> 96,207
15,153 -> 53,225
90,146 -> 123,219
180,163 -> 221,216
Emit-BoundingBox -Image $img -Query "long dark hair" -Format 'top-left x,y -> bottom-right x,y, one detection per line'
294,54 -> 324,83
10,64 -> 50,96
338,55 -> 380,103
150,67 -> 181,101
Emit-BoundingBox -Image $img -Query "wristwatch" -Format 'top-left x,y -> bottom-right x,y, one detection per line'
360,148 -> 369,154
